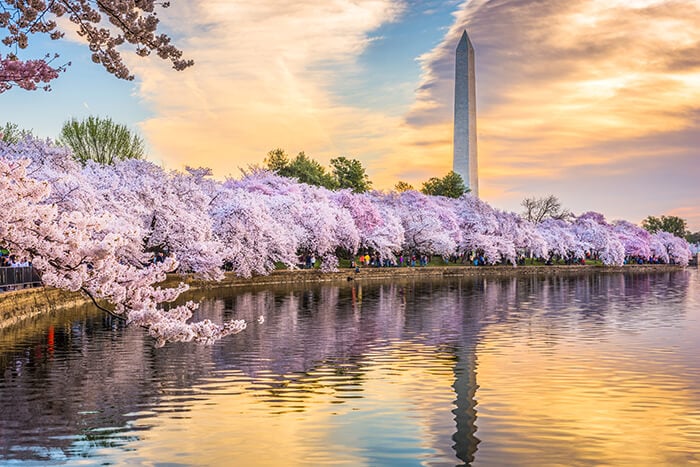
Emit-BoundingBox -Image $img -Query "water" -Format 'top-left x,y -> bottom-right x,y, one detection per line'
1,270 -> 699,466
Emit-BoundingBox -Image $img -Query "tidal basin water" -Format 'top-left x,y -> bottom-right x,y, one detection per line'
1,270 -> 700,466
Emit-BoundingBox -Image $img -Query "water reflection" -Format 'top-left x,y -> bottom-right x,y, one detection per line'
0,270 -> 697,465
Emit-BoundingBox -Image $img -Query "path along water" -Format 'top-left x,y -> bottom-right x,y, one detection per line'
1,269 -> 699,465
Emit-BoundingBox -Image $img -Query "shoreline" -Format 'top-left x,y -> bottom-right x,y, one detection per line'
164,263 -> 689,290
1,264 -> 691,330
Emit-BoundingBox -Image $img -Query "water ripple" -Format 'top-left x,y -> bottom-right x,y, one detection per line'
0,269 -> 698,465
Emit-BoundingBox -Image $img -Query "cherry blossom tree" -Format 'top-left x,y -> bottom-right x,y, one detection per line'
83,159 -> 224,278
3,137 -> 223,277
0,136 -> 93,211
652,231 -> 691,265
0,152 -> 245,347
331,190 -> 382,242
1,0 -> 192,93
494,209 -> 548,263
210,184 -> 297,278
232,170 -> 359,271
365,202 -> 405,260
572,212 -> 625,266
649,234 -> 670,264
612,220 -> 652,260
350,192 -> 405,260
0,54 -> 63,92
377,190 -> 457,257
537,218 -> 583,260
452,194 -> 507,263
330,190 -> 403,259
2,136 -> 692,347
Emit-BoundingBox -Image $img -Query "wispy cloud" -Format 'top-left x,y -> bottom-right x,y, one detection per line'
125,0 -> 406,176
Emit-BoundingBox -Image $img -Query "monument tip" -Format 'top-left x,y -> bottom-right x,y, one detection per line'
457,30 -> 472,51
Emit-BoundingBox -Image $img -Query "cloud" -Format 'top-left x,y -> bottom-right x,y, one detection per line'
125,0 -> 406,177
401,0 -> 700,226
114,0 -> 699,229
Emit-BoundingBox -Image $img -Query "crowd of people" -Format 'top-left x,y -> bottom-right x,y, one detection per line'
0,250 -> 31,268
345,249 -> 687,270
532,251 -> 674,266
351,253 -> 432,268
0,248 -> 38,291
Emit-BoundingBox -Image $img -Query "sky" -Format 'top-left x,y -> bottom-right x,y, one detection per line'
2,0 -> 699,231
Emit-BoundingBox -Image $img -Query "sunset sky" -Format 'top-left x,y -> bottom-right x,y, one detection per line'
3,0 -> 699,230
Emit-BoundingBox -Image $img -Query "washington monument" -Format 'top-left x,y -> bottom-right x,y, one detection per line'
453,30 -> 478,196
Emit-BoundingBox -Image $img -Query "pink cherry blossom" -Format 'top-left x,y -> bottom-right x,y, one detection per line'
0,55 -> 62,93
1,137 -> 692,346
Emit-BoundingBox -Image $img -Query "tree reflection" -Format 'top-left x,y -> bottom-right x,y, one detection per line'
0,270 -> 691,463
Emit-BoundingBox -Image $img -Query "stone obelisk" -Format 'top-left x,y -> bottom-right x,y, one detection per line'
453,30 -> 478,196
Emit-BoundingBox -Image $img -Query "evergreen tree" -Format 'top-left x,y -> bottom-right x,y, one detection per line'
330,156 -> 372,193
264,148 -> 289,172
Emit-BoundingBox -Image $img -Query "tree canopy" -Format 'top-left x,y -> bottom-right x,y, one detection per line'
284,152 -> 337,189
264,148 -> 289,173
1,136 -> 693,345
330,156 -> 372,193
264,149 -> 373,192
0,0 -> 192,93
59,116 -> 145,165
686,231 -> 700,244
394,181 -> 414,192
420,171 -> 466,198
642,215 -> 688,238
1,122 -> 32,144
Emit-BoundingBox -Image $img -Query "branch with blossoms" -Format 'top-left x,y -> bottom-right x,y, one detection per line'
0,53 -> 67,92
0,0 -> 192,92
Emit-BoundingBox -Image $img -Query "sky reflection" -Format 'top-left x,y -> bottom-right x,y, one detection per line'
0,270 -> 697,465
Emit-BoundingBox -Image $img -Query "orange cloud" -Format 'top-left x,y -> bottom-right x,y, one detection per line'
117,0 -> 699,228
406,1 -> 699,204
124,0 -> 407,177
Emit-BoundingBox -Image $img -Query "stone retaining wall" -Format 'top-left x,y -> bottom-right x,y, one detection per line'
0,287 -> 87,330
0,264 -> 690,329
161,264 -> 688,291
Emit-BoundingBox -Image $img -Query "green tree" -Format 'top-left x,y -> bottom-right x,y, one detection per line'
420,171 -> 466,198
641,215 -> 688,238
264,148 -> 290,172
394,181 -> 414,192
285,152 -> 337,190
263,149 -> 335,188
330,156 -> 372,193
59,116 -> 145,165
0,122 -> 33,144
686,231 -> 700,244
